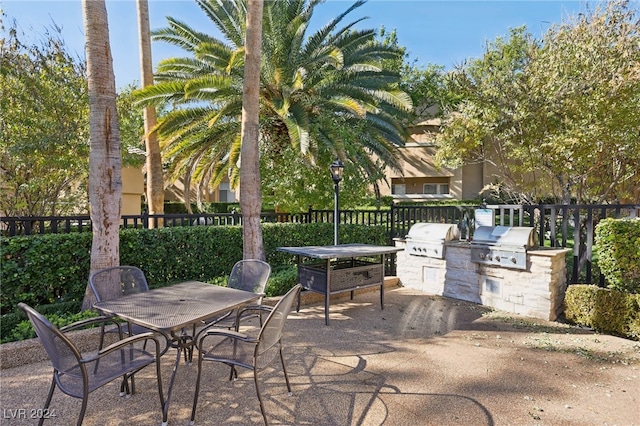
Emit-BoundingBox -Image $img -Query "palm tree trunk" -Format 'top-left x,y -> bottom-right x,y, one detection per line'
81,0 -> 122,310
240,0 -> 265,261
137,0 -> 164,228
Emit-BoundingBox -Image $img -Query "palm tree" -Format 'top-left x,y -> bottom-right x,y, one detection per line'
136,0 -> 164,226
81,0 -> 123,309
240,0 -> 265,260
134,0 -> 412,206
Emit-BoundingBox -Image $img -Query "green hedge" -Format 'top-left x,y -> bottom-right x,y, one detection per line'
1,222 -> 387,341
595,218 -> 640,293
564,284 -> 640,340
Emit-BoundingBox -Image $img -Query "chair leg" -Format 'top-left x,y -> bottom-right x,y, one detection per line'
130,373 -> 136,394
119,375 -> 131,396
279,348 -> 293,395
253,370 -> 269,426
76,389 -> 89,426
98,324 -> 106,350
181,329 -> 194,363
229,364 -> 239,381
189,352 -> 205,425
38,378 -> 57,426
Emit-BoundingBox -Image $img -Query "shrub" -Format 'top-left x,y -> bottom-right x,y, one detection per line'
2,308 -> 98,343
0,233 -> 92,314
0,222 -> 388,342
595,218 -> 640,293
0,300 -> 83,341
628,294 -> 640,340
564,284 -> 640,340
266,265 -> 299,297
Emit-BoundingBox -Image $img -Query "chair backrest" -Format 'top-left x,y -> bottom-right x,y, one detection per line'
18,303 -> 82,378
227,260 -> 271,294
256,284 -> 302,366
89,266 -> 149,303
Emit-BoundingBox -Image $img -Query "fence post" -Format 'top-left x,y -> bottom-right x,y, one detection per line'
390,203 -> 396,240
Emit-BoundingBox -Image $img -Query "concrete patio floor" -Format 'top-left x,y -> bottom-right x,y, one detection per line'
1,285 -> 639,425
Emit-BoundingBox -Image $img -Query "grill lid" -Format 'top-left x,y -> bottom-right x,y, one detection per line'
472,226 -> 537,249
406,223 -> 460,242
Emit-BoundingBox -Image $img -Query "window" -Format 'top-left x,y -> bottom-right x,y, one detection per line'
218,183 -> 236,202
392,184 -> 406,195
423,184 -> 438,194
423,183 -> 449,195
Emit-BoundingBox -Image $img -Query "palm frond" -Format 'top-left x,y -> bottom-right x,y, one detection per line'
196,0 -> 246,48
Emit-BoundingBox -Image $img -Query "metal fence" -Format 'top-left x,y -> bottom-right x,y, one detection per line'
3,204 -> 638,285
0,207 -> 393,236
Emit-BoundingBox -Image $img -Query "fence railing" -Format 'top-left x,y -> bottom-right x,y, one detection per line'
3,204 -> 638,285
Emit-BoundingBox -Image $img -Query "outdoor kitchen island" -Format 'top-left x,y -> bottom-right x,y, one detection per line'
277,244 -> 403,325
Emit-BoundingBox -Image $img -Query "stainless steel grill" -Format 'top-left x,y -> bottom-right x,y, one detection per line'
405,223 -> 460,259
470,226 -> 538,270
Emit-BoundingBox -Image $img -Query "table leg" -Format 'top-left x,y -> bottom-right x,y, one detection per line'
161,343 -> 182,426
161,331 -> 194,425
380,254 -> 385,310
324,294 -> 330,326
296,255 -> 302,313
325,258 -> 331,325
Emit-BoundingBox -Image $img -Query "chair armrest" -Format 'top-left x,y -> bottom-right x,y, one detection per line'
60,315 -> 123,334
205,328 -> 248,339
196,328 -> 256,349
81,332 -> 162,363
237,304 -> 273,317
194,310 -> 234,341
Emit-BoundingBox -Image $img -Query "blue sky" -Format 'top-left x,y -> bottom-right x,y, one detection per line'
2,0 -> 595,89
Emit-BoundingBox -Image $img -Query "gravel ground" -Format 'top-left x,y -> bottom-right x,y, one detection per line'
1,285 -> 639,426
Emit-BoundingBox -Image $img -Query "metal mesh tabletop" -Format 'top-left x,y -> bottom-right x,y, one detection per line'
94,281 -> 260,334
276,243 -> 403,259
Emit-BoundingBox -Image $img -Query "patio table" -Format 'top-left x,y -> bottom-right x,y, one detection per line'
277,244 -> 403,325
93,280 -> 260,426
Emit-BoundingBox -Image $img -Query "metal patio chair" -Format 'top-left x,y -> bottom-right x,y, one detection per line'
18,303 -> 164,426
190,284 -> 302,426
89,265 -> 159,393
198,259 -> 272,333
89,265 -> 151,342
89,266 -> 149,301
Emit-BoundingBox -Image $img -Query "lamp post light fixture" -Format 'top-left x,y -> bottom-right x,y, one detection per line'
330,158 -> 344,245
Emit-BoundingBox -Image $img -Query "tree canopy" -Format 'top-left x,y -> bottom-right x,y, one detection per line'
1,17 -> 150,217
1,19 -> 90,216
135,0 -> 413,210
436,0 -> 640,204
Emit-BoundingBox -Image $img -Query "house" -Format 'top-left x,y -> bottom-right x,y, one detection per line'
121,167 -> 145,215
163,177 -> 237,205
379,118 -> 484,202
127,117 -> 483,210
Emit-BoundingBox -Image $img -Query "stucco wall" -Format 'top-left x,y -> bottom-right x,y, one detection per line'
121,167 -> 143,215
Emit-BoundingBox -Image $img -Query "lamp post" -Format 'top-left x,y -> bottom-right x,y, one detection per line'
330,158 -> 344,245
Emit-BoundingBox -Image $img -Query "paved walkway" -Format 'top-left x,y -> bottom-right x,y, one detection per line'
1,286 -> 639,425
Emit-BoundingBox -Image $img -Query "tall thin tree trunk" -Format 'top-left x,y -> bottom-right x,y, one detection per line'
137,0 -> 164,228
81,0 -> 122,310
240,0 -> 265,261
